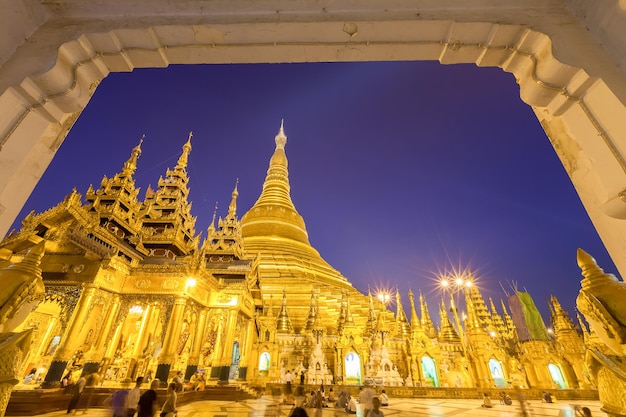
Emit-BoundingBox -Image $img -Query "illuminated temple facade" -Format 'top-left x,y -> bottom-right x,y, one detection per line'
0,125 -> 592,391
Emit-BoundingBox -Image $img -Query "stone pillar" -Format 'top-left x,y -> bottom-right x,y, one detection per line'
83,294 -> 121,375
155,296 -> 186,383
44,285 -> 97,385
184,307 -> 208,380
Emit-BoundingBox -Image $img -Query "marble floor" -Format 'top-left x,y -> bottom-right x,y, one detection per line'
36,396 -> 606,417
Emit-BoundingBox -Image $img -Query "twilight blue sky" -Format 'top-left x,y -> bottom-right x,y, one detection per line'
9,61 -> 618,322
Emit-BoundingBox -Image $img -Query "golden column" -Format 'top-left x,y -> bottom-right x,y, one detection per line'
33,316 -> 59,359
216,309 -> 238,384
129,302 -> 156,380
238,318 -> 255,380
44,284 -> 98,385
156,296 -> 187,383
83,294 -> 121,375
185,307 -> 208,380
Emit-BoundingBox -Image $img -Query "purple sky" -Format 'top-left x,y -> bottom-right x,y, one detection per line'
9,61 -> 618,323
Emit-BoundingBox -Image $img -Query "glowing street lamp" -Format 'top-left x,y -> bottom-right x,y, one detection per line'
377,291 -> 391,306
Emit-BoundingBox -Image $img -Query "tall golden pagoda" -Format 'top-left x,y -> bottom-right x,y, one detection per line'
0,123 -> 590,395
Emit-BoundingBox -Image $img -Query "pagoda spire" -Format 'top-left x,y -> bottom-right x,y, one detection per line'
337,290 -> 347,334
438,298 -> 460,342
85,136 -> 144,246
140,134 -> 199,257
550,295 -> 577,335
241,122 -> 311,245
305,288 -> 319,331
203,181 -> 244,258
420,292 -> 436,338
175,132 -> 192,171
395,290 -> 410,337
337,290 -> 356,335
228,179 -> 239,218
276,289 -> 293,334
464,290 -> 486,336
408,288 -> 421,330
121,135 -> 143,177
500,298 -> 517,339
207,202 -> 218,238
489,297 -> 506,336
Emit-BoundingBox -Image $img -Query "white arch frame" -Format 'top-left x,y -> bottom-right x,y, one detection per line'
1,1 -> 626,275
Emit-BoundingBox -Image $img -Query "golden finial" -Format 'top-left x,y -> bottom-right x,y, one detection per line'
208,201 -> 218,234
275,120 -> 287,150
228,180 -> 239,218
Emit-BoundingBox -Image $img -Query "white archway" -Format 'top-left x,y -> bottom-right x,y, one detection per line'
2,1 -> 626,275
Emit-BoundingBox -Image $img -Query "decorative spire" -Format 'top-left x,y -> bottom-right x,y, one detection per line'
464,290 -> 483,331
276,120 -> 287,150
276,289 -> 293,334
305,288 -> 318,331
420,292 -> 436,338
438,298 -> 460,342
228,179 -> 239,218
202,180 -> 245,258
175,132 -> 192,171
85,137 -> 144,241
395,290 -> 410,337
489,297 -> 506,336
408,288 -> 421,330
550,295 -> 577,335
121,135 -> 143,177
207,202 -> 218,237
337,291 -> 347,335
140,134 -> 199,257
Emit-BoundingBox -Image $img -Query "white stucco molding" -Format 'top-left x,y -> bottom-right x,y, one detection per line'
1,11 -> 626,275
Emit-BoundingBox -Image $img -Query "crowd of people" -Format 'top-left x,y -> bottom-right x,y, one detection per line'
64,373 -> 182,417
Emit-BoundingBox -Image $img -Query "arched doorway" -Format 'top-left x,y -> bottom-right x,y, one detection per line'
344,352 -> 362,385
548,363 -> 568,389
488,358 -> 507,388
1,3 -> 626,282
258,351 -> 270,376
229,341 -> 240,380
420,356 -> 439,387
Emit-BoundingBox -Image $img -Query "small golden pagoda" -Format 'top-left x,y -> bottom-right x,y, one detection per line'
0,123 -> 590,395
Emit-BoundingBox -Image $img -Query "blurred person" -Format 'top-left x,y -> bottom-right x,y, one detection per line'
66,374 -> 86,414
137,379 -> 160,417
370,397 -> 384,417
127,376 -> 143,417
159,382 -> 177,417
104,388 -> 129,417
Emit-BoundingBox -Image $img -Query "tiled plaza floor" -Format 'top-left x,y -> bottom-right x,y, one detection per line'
34,395 -> 606,417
